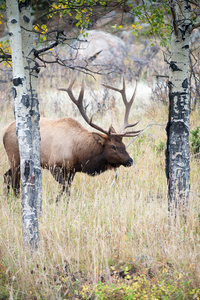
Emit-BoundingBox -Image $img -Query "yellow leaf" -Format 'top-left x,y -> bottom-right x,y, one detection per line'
34,25 -> 40,31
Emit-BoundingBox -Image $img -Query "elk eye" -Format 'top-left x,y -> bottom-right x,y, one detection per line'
111,145 -> 116,150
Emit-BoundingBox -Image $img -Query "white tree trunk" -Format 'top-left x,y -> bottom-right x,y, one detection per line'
6,0 -> 39,248
166,0 -> 191,218
19,3 -> 42,213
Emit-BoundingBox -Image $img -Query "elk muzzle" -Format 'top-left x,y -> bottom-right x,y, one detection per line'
124,157 -> 133,167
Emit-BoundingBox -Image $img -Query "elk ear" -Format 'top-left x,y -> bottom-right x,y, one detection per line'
108,125 -> 122,142
92,132 -> 106,145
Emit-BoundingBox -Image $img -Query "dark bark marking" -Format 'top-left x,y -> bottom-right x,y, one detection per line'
184,1 -> 191,10
182,44 -> 189,49
24,160 -> 30,181
11,19 -> 17,24
179,24 -> 191,41
165,89 -> 189,180
12,87 -> 17,98
22,94 -> 30,108
165,121 -> 170,180
31,96 -> 38,107
165,80 -> 173,181
34,167 -> 40,180
23,15 -> 30,23
170,61 -> 182,72
182,78 -> 188,89
8,32 -> 13,36
167,81 -> 173,91
166,86 -> 190,214
170,120 -> 189,135
13,77 -> 23,86
170,91 -> 190,121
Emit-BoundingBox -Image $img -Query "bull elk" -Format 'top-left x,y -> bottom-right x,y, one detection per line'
3,78 -> 141,200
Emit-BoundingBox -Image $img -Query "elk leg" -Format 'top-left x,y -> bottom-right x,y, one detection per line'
50,166 -> 74,202
3,169 -> 12,194
12,166 -> 20,197
64,172 -> 75,196
56,171 -> 75,203
3,167 -> 20,197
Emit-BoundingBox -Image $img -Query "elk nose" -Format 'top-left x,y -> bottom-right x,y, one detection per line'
126,157 -> 133,167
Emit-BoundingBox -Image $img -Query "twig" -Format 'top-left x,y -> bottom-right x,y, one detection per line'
110,123 -> 166,189
110,169 -> 118,190
126,123 -> 166,149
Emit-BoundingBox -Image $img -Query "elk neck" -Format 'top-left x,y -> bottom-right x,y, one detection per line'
74,131 -> 109,176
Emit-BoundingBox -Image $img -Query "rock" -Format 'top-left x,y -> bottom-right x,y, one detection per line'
67,30 -> 127,74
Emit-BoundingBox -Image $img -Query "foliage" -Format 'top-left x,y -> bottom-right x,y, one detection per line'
130,0 -> 171,46
0,262 -> 11,300
0,2 -> 5,25
80,272 -> 200,299
0,40 -> 11,66
129,0 -> 200,47
190,126 -> 200,154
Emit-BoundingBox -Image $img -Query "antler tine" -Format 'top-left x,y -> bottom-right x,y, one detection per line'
121,78 -> 138,131
124,80 -> 138,129
58,77 -> 78,105
102,77 -> 139,133
58,79 -> 110,136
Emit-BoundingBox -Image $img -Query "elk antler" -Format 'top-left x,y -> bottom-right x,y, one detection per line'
102,77 -> 141,137
58,77 -> 142,138
58,78 -> 111,136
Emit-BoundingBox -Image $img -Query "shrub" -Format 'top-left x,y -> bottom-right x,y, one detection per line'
80,273 -> 200,300
190,126 -> 200,154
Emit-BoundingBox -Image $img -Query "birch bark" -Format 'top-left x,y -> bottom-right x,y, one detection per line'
6,0 -> 39,248
19,2 -> 42,213
165,0 -> 191,218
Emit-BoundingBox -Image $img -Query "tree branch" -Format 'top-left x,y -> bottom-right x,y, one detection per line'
192,21 -> 200,30
169,0 -> 178,35
0,53 -> 12,60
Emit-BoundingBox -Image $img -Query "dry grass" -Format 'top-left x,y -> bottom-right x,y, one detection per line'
0,83 -> 200,299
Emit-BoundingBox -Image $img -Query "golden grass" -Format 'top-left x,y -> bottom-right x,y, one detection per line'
0,95 -> 200,298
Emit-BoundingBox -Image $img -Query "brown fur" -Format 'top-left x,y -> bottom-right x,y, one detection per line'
3,117 -> 133,197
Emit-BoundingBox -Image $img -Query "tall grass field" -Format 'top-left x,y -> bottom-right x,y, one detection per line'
0,81 -> 200,299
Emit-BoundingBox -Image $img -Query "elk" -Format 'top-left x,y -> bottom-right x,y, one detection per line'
3,78 -> 141,199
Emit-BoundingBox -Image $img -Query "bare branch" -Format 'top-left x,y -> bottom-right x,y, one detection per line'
192,21 -> 200,30
168,0 -> 178,35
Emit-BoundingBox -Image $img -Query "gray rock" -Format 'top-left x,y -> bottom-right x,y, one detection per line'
68,30 -> 127,74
